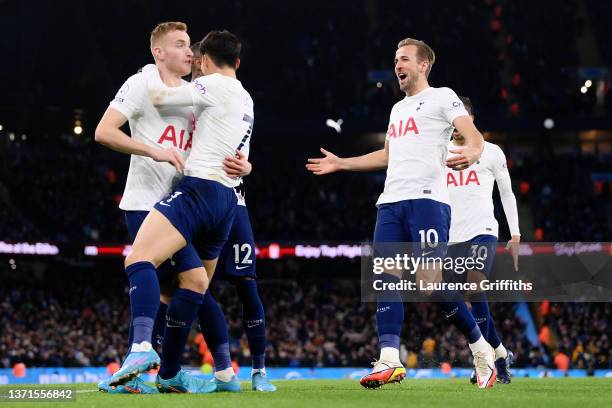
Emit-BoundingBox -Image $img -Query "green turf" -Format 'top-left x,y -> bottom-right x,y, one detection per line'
1,378 -> 610,408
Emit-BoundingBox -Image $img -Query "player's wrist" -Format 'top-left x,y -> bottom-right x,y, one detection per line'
338,157 -> 350,171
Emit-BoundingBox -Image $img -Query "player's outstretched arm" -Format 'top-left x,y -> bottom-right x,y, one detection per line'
95,107 -> 185,171
306,143 -> 388,175
446,115 -> 484,170
493,147 -> 521,270
223,149 -> 252,178
149,85 -> 194,108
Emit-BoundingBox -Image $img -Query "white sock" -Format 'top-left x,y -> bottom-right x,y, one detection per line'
380,347 -> 400,363
468,336 -> 490,354
252,368 -> 266,376
130,341 -> 152,352
214,367 -> 235,382
495,344 -> 508,360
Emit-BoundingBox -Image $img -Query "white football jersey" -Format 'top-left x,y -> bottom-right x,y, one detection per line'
377,87 -> 469,206
151,73 -> 254,189
109,64 -> 194,211
447,141 -> 520,242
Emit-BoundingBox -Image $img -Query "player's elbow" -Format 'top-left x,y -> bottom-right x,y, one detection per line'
94,125 -> 110,145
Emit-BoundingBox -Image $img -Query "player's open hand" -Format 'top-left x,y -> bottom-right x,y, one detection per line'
446,146 -> 481,170
506,235 -> 520,272
151,147 -> 185,172
223,150 -> 252,179
306,148 -> 342,175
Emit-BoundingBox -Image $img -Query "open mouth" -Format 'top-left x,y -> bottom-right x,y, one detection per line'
397,73 -> 407,81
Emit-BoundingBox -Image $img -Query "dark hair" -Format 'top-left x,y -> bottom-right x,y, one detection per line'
200,30 -> 241,69
190,41 -> 202,56
459,96 -> 473,116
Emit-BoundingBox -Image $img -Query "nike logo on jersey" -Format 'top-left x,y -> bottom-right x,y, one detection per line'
236,265 -> 250,270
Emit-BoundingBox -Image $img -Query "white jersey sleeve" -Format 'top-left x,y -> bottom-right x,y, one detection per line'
492,145 -> 521,237
150,75 -> 222,109
439,88 -> 470,125
109,74 -> 146,120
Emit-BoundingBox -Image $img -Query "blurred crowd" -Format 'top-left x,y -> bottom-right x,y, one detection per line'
1,132 -> 609,243
2,268 -> 609,370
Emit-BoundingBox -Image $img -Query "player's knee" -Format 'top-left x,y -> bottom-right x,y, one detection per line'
178,268 -> 209,293
124,251 -> 143,268
125,248 -> 158,269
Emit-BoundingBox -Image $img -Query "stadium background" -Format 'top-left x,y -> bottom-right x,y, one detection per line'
0,0 -> 610,384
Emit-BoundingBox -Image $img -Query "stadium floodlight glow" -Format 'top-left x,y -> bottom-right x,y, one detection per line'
73,125 -> 83,135
543,118 -> 555,129
21,134 -> 26,141
8,132 -> 15,141
0,124 -> 3,131
585,80 -> 592,88
376,82 -> 382,88
580,86 -> 588,94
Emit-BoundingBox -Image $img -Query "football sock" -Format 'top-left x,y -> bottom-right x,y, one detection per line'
487,315 -> 502,350
235,279 -> 266,369
376,273 -> 403,360
470,292 -> 502,349
198,291 -> 232,372
495,344 -> 508,360
439,300 -> 482,344
380,347 -> 400,363
152,301 -> 168,350
215,366 -> 235,382
159,288 -> 203,379
126,261 -> 160,345
468,335 -> 490,354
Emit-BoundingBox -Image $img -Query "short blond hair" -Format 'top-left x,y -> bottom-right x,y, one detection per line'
397,38 -> 435,77
150,21 -> 188,47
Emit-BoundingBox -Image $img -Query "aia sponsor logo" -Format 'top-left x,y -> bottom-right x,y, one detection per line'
447,170 -> 480,187
157,125 -> 193,151
387,117 -> 419,138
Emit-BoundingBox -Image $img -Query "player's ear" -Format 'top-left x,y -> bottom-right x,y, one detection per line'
151,46 -> 163,60
234,58 -> 241,70
420,60 -> 429,75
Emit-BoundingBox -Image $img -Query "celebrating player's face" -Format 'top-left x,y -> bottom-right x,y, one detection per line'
394,45 -> 422,94
157,30 -> 193,77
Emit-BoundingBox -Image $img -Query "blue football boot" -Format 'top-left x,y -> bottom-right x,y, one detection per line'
210,375 -> 241,392
108,349 -> 160,386
252,372 -> 277,392
98,376 -> 158,394
155,370 -> 217,393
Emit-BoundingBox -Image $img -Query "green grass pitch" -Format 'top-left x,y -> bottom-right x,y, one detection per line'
2,378 -> 610,408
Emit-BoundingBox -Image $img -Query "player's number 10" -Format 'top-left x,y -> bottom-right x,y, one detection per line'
419,229 -> 439,249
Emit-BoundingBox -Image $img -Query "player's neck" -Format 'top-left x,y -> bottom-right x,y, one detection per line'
209,66 -> 237,78
157,65 -> 183,87
405,80 -> 430,97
